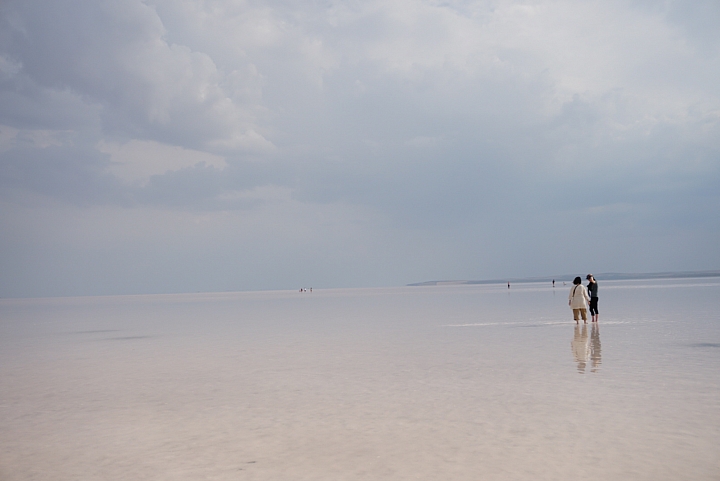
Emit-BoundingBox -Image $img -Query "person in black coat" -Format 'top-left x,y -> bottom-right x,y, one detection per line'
586,274 -> 599,322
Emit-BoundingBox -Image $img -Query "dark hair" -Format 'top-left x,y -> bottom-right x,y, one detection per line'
573,276 -> 582,285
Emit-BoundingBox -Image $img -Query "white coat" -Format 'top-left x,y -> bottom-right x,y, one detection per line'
568,284 -> 590,309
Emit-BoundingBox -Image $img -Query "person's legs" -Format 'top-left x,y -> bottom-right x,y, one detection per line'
573,309 -> 580,323
595,297 -> 600,322
589,297 -> 599,322
580,308 -> 587,323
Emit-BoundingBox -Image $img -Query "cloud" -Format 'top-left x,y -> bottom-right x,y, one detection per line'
0,0 -> 270,151
0,142 -> 126,205
0,0 -> 719,296
98,139 -> 227,184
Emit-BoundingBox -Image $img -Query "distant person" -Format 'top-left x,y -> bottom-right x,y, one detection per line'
552,279 -> 555,287
568,276 -> 590,324
586,274 -> 599,322
507,282 -> 510,289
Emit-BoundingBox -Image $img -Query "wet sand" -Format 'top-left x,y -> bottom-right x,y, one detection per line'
1,279 -> 719,480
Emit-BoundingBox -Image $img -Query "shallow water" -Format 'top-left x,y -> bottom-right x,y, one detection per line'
1,278 -> 719,480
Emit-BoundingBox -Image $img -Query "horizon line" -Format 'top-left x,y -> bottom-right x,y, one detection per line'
407,269 -> 720,286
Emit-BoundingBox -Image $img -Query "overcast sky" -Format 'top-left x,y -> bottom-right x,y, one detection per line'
1,0 -> 719,297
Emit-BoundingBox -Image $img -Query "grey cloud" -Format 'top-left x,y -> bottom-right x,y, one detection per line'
136,164 -> 226,208
0,73 -> 102,131
0,144 -> 127,205
0,0 -> 259,150
666,1 -> 720,53
1,0 -> 720,296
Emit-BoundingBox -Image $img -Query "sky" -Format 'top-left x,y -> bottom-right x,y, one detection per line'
1,0 -> 719,297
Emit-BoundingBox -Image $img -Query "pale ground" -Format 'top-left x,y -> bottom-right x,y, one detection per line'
1,280 -> 719,480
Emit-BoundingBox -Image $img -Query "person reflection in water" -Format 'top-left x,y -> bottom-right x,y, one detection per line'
590,323 -> 602,372
571,324 -> 590,373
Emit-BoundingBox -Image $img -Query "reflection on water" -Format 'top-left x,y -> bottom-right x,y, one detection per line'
590,323 -> 601,372
571,325 -> 589,373
571,324 -> 602,373
1,278 -> 718,481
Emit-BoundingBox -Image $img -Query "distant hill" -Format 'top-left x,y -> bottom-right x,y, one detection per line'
408,270 -> 720,286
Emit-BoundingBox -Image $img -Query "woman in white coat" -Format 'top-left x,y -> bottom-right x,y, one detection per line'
568,276 -> 591,324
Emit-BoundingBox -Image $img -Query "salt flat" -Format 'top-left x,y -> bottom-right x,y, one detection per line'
1,278 -> 719,480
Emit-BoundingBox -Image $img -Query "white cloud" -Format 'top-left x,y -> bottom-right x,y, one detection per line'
98,139 -> 227,184
208,129 -> 277,153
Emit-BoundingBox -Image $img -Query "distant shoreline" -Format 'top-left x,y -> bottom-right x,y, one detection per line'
407,270 -> 720,286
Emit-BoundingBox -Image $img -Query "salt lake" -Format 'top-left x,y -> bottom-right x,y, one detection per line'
1,277 -> 718,480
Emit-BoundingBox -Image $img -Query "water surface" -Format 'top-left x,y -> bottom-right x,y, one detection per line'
1,278 -> 718,480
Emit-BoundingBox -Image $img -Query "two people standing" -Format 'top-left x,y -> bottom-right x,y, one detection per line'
568,274 -> 599,323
